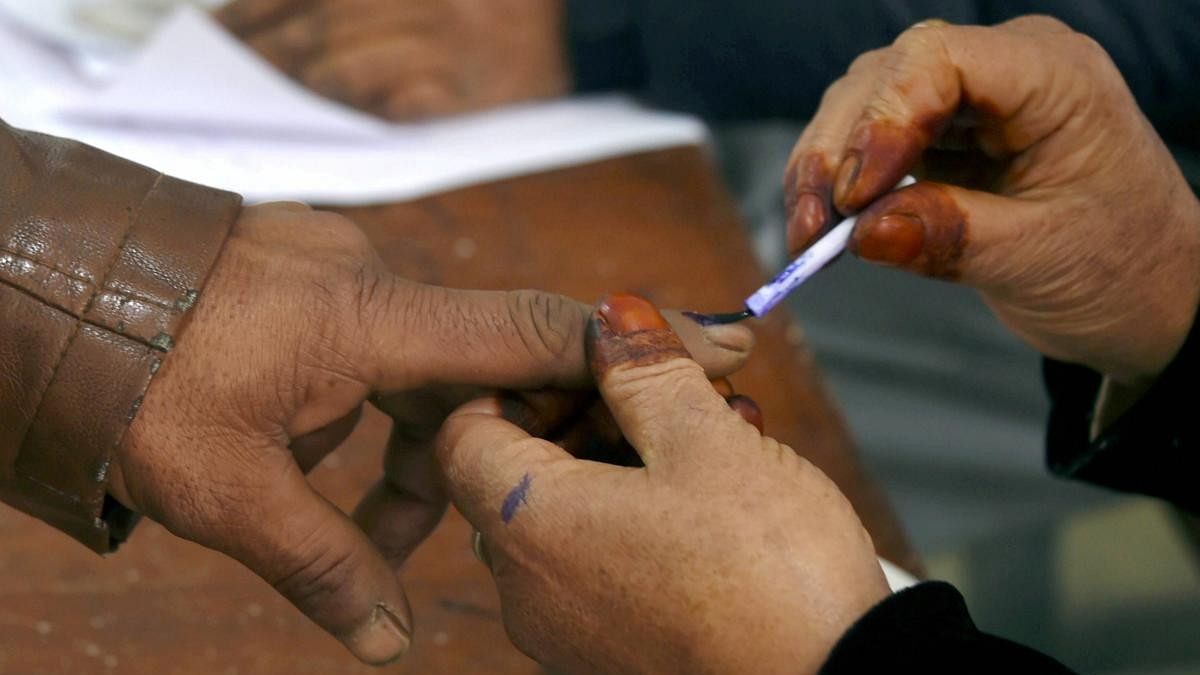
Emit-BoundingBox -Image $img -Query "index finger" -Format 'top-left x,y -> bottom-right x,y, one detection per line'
362,284 -> 754,392
831,17 -> 1096,213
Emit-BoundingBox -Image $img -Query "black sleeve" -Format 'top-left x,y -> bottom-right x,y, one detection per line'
563,0 -> 1200,143
1044,309 -> 1200,513
820,582 -> 1076,674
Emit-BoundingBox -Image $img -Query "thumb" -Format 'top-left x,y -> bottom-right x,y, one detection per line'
848,180 -> 1041,287
436,398 -> 573,541
587,294 -> 756,467
188,452 -> 414,665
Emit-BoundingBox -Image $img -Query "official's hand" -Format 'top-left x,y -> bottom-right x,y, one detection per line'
438,294 -> 886,675
785,17 -> 1200,383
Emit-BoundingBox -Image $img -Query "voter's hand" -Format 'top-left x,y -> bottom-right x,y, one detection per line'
108,204 -> 753,664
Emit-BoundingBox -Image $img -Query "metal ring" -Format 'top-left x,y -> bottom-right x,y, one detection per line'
471,529 -> 492,570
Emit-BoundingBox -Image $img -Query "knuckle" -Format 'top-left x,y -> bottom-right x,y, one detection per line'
893,22 -> 946,54
604,357 -> 705,408
504,290 -> 584,366
1071,32 -> 1115,68
269,529 -> 360,618
1008,14 -> 1072,34
846,47 -> 887,75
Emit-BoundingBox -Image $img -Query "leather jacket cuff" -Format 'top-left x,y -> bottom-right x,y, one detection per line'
0,123 -> 240,552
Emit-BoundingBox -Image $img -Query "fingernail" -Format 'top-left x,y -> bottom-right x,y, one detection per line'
727,395 -> 764,433
787,193 -> 828,254
852,213 -> 925,266
596,293 -> 671,335
711,377 -> 735,397
833,152 -> 863,208
699,322 -> 755,354
347,603 -> 411,665
588,294 -> 689,377
796,193 -> 827,237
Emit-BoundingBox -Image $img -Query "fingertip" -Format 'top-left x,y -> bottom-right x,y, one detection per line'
796,193 -> 829,240
850,181 -> 971,279
727,394 -> 764,433
587,293 -> 691,380
850,212 -> 925,267
596,293 -> 672,333
342,601 -> 413,666
834,121 -> 931,214
447,396 -> 506,420
710,377 -> 735,397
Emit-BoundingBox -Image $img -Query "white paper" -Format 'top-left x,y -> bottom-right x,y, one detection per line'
0,5 -> 708,205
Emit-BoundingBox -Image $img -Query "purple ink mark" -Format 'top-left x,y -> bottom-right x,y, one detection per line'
682,309 -> 753,326
501,473 -> 532,523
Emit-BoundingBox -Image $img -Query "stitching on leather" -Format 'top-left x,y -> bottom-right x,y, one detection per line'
15,471 -> 81,504
0,277 -> 163,352
85,172 -> 164,318
93,286 -> 177,314
0,245 -> 97,288
14,173 -> 165,481
0,247 -> 184,315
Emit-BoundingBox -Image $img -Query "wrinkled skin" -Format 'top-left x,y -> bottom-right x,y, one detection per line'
785,16 -> 1200,385
109,203 -> 754,664
438,295 -> 888,675
216,0 -> 570,120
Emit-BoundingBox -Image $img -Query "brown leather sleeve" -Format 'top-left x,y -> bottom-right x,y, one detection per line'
0,120 -> 240,553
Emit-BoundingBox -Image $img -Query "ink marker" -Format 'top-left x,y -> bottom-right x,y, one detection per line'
687,175 -> 917,325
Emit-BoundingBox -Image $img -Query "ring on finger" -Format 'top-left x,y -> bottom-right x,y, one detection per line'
471,529 -> 493,571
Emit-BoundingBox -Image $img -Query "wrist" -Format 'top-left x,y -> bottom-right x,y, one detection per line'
1122,194 -> 1200,384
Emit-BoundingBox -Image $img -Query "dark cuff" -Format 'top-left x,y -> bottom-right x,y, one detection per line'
1045,310 -> 1200,513
564,0 -> 645,92
821,582 -> 1075,674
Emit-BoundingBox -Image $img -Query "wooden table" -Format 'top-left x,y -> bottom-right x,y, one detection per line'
0,147 -> 913,675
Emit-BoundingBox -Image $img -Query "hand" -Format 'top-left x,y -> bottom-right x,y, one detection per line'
784,16 -> 1200,384
108,205 -> 754,664
216,0 -> 570,120
437,294 -> 888,675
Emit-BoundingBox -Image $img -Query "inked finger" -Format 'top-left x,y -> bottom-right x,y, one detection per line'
587,294 -> 749,466
832,21 -> 1096,213
849,179 -> 1039,286
360,283 -> 752,393
784,49 -> 886,255
727,394 -> 764,433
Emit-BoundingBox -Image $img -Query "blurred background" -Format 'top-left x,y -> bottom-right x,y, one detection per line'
1,1 -> 1199,673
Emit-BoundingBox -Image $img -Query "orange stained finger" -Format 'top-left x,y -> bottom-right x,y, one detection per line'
587,294 -> 748,467
784,48 -> 885,254
726,394 -> 764,434
832,18 -> 1099,214
710,377 -> 735,397
849,179 -> 1039,285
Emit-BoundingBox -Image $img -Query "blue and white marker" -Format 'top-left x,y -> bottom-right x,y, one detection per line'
688,175 -> 916,325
